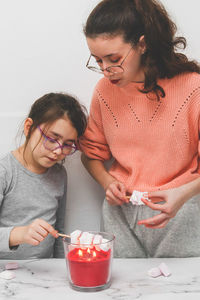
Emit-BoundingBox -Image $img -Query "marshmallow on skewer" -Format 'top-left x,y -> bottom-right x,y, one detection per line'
93,234 -> 103,251
79,232 -> 94,248
70,230 -> 82,244
70,230 -> 111,251
130,190 -> 149,205
93,234 -> 102,245
99,238 -> 110,252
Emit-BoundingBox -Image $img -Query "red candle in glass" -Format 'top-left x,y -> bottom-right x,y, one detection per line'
67,246 -> 111,287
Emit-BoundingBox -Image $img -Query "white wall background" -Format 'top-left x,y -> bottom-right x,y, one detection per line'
0,0 -> 199,234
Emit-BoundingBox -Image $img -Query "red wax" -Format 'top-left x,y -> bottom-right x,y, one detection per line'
67,246 -> 111,287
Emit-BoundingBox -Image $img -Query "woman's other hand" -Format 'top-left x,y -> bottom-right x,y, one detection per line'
137,182 -> 198,228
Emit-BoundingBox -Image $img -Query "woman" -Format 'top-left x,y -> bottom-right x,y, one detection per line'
80,0 -> 200,257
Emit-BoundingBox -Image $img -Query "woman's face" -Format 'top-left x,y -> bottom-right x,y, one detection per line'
86,34 -> 145,87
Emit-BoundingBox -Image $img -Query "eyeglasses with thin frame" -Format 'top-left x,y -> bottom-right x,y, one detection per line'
37,126 -> 77,155
86,46 -> 133,74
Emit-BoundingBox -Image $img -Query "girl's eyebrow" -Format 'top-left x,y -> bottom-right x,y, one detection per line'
49,131 -> 75,142
49,131 -> 62,139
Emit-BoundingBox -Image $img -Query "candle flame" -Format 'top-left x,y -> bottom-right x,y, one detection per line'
93,251 -> 97,258
78,249 -> 83,257
87,248 -> 91,254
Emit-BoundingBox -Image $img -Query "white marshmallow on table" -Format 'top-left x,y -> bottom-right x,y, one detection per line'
5,262 -> 19,270
130,190 -> 149,205
70,230 -> 82,244
0,270 -> 15,280
148,267 -> 162,278
159,262 -> 171,277
148,262 -> 171,278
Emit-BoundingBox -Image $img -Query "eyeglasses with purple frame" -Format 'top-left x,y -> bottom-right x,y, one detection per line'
37,126 -> 77,155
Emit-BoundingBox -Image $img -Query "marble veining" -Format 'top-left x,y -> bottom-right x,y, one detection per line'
0,258 -> 200,300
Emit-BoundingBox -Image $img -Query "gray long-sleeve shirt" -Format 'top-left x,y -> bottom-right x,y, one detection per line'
0,152 -> 67,259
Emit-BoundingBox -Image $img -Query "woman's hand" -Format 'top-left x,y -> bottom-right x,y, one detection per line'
105,180 -> 129,205
137,186 -> 191,229
9,219 -> 58,247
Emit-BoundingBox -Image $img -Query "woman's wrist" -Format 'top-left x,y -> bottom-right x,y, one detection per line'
178,178 -> 200,201
101,174 -> 116,191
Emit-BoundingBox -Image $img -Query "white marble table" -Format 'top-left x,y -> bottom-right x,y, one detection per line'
0,257 -> 200,300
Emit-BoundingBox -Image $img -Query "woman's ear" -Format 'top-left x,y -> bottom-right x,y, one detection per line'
24,118 -> 33,137
138,35 -> 146,54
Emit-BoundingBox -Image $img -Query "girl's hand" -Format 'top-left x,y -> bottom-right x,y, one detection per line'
138,186 -> 189,228
105,180 -> 129,205
9,219 -> 58,247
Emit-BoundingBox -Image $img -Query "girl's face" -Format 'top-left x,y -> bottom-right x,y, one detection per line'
24,117 -> 78,174
86,34 -> 145,87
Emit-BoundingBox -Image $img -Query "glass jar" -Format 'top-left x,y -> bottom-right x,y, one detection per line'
63,231 -> 115,292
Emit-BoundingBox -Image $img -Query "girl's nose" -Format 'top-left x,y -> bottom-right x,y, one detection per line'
53,147 -> 62,155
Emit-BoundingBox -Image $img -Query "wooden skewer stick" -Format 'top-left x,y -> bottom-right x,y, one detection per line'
57,233 -> 71,238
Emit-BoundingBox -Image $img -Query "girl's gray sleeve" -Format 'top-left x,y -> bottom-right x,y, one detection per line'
53,168 -> 67,258
0,165 -> 15,252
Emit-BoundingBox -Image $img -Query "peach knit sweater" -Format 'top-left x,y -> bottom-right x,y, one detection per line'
80,72 -> 200,193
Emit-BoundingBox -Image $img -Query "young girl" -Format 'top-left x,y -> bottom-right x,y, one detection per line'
0,93 -> 87,259
80,0 -> 200,257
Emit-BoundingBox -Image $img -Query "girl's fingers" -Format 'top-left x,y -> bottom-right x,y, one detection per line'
35,226 -> 48,237
32,219 -> 58,238
29,238 -> 40,246
39,219 -> 58,237
31,230 -> 46,242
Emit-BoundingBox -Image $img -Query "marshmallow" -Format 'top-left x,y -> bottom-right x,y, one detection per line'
130,190 -> 149,205
70,230 -> 82,244
5,262 -> 19,270
148,262 -> 171,278
0,271 -> 15,280
79,232 -> 94,246
148,267 -> 162,278
99,238 -> 110,252
93,234 -> 103,251
70,230 -> 111,251
159,262 -> 171,277
93,234 -> 103,245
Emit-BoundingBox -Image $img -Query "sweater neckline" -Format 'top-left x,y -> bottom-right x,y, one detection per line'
10,152 -> 51,178
119,77 -> 172,98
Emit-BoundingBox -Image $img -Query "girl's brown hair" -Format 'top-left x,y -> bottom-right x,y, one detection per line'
24,93 -> 87,153
84,0 -> 200,99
